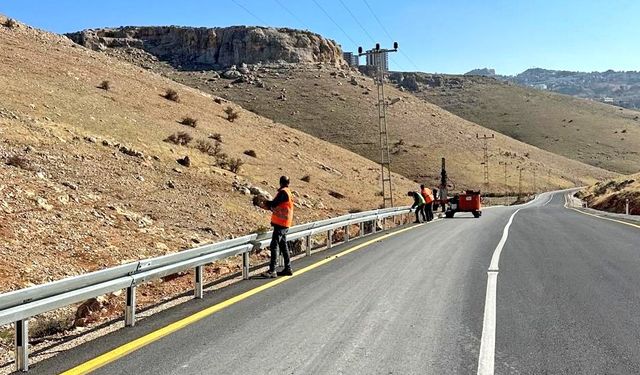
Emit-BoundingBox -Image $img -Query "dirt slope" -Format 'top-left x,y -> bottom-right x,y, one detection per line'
0,17 -> 417,292
577,173 -> 640,215
403,74 -> 640,174
148,63 -> 615,193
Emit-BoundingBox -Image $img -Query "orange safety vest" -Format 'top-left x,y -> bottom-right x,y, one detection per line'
271,187 -> 294,228
421,187 -> 434,204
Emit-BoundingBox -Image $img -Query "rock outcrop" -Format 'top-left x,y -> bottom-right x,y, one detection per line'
66,26 -> 345,69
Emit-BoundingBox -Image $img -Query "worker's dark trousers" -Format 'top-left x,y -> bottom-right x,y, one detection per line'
415,204 -> 426,222
423,202 -> 434,221
269,225 -> 291,272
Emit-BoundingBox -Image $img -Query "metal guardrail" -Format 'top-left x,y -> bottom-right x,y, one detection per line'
0,206 -> 411,371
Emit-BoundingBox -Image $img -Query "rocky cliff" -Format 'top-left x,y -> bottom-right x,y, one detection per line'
66,26 -> 345,69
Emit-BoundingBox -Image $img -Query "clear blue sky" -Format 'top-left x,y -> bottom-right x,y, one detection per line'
1,0 -> 638,75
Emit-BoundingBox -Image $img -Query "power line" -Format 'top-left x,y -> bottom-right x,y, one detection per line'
310,0 -> 359,47
337,0 -> 404,71
361,0 -> 420,71
272,0 -> 311,30
338,0 -> 376,43
231,0 -> 269,25
362,0 -> 394,41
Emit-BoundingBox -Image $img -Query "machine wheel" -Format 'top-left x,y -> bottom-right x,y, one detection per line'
445,211 -> 455,218
472,210 -> 481,218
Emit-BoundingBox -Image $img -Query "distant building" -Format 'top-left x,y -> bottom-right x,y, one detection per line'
343,52 -> 359,67
365,50 -> 389,72
603,97 -> 615,103
531,83 -> 547,90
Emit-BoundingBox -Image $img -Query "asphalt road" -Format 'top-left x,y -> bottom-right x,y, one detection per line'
30,191 -> 640,374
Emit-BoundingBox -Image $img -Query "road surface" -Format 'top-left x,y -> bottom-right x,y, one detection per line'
31,191 -> 640,374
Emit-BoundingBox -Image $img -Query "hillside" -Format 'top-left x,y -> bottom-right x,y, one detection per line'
74,27 -> 617,193
0,17 -> 418,293
394,72 -> 640,174
577,173 -> 639,215
509,68 -> 640,110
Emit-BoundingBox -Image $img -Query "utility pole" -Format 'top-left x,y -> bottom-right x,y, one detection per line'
477,134 -> 494,192
504,163 -> 508,195
517,167 -> 523,201
439,157 -> 448,213
358,42 -> 398,208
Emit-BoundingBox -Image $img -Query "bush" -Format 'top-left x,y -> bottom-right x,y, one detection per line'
98,80 -> 111,91
301,175 -> 311,182
209,133 -> 223,142
6,155 -> 31,170
243,150 -> 257,158
224,106 -> 239,122
228,158 -> 244,173
165,132 -> 193,146
3,18 -> 17,29
163,88 -> 180,102
179,116 -> 198,128
195,139 -> 220,156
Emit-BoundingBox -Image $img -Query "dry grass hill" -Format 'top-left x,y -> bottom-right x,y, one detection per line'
119,55 -> 616,193
578,173 -> 639,215
400,73 -> 640,175
0,17 -> 419,296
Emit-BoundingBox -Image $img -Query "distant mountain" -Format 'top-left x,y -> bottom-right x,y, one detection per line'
504,68 -> 640,109
465,68 -> 496,76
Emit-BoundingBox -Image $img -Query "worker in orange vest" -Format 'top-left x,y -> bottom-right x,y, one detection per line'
261,176 -> 294,278
420,184 -> 435,222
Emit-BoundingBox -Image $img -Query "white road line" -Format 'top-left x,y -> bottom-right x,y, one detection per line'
477,207 -> 522,375
542,194 -> 553,206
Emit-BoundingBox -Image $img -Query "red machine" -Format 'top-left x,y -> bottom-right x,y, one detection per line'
445,190 -> 482,218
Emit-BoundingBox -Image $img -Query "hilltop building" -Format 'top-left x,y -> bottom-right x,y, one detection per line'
365,49 -> 389,72
343,52 -> 359,67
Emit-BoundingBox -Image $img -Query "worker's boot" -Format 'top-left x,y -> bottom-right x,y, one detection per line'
277,267 -> 293,276
261,270 -> 278,278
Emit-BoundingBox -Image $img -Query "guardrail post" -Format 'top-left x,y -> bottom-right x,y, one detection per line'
125,285 -> 136,327
15,319 -> 28,372
359,222 -> 364,237
194,266 -> 203,299
305,235 -> 311,256
372,219 -> 377,234
242,251 -> 250,280
327,230 -> 333,249
344,225 -> 350,242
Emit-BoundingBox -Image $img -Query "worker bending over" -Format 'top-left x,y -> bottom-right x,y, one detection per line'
262,176 -> 294,278
420,184 -> 435,222
408,191 -> 426,223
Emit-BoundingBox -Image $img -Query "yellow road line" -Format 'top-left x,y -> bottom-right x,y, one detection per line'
60,223 -> 424,375
569,207 -> 640,230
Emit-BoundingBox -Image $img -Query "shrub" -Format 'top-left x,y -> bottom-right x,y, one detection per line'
216,152 -> 229,169
227,157 -> 244,173
164,132 -> 193,146
163,88 -> 180,102
224,106 -> 239,122
301,175 -> 311,182
209,133 -> 223,142
3,18 -> 17,29
179,116 -> 198,128
195,139 -> 217,155
98,80 -> 111,91
243,149 -> 257,158
6,155 -> 30,170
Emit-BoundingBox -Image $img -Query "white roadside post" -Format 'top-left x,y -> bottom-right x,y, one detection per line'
125,285 -> 136,327
327,229 -> 333,249
626,198 -> 630,215
305,235 -> 311,256
194,265 -> 204,299
15,319 -> 28,372
242,251 -> 250,280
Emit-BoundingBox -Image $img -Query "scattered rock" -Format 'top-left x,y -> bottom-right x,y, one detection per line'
177,156 -> 191,167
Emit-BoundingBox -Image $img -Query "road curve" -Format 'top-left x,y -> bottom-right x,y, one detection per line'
29,192 -> 640,374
